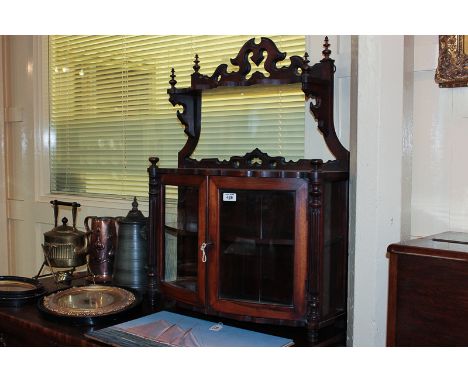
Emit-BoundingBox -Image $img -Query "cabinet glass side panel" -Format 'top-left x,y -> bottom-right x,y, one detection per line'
218,189 -> 295,305
164,185 -> 199,292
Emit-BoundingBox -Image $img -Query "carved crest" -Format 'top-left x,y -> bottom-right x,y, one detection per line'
191,37 -> 307,89
185,148 -> 324,170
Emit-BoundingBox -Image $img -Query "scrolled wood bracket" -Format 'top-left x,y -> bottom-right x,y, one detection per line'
167,70 -> 202,166
301,38 -> 349,163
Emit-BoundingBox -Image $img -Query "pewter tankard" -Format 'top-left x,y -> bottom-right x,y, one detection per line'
84,216 -> 118,282
113,197 -> 148,292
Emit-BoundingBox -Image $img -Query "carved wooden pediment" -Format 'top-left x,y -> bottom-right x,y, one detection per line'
185,148 -> 325,170
190,37 -> 307,89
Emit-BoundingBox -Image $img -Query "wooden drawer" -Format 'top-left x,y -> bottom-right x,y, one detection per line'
387,232 -> 468,346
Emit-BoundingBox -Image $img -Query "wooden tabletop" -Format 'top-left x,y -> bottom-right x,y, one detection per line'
387,231 -> 468,261
0,275 -> 151,346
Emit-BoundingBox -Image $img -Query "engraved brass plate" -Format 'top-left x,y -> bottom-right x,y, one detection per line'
42,285 -> 136,317
0,280 -> 37,292
0,276 -> 45,307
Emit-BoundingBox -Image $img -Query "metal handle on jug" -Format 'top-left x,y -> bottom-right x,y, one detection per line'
84,215 -> 97,233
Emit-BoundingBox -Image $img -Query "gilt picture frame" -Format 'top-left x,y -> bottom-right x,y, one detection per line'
435,35 -> 468,88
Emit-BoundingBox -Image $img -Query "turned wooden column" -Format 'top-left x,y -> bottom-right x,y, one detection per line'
307,159 -> 324,344
147,157 -> 160,305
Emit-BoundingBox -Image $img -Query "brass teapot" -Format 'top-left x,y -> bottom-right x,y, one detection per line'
42,200 -> 89,268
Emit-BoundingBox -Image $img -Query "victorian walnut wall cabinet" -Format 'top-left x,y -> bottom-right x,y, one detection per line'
387,232 -> 468,346
147,37 -> 350,345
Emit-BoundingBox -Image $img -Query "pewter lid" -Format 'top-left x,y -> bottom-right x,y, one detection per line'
122,197 -> 146,223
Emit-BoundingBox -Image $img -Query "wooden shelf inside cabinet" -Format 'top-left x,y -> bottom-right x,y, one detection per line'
220,236 -> 295,246
165,277 -> 197,292
148,37 -> 350,346
165,226 -> 197,237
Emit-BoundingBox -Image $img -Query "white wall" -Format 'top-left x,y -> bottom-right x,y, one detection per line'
411,35 -> 468,237
349,36 -> 407,346
0,36 -> 134,277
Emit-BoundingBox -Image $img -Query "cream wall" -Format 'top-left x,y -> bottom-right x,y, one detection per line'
349,36 -> 407,346
1,36 -> 134,277
411,35 -> 468,237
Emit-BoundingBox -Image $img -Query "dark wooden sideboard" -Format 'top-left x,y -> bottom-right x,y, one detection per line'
0,274 -> 344,346
0,276 -> 148,346
386,231 -> 468,346
0,301 -> 99,346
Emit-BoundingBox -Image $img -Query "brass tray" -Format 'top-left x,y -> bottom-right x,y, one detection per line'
38,285 -> 141,326
0,276 -> 45,306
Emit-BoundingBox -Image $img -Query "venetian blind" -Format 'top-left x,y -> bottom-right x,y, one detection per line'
49,35 -> 305,198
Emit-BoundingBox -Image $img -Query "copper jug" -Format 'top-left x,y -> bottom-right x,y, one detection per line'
84,216 -> 118,283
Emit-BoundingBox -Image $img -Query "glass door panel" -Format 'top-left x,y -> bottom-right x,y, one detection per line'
218,188 -> 295,305
164,184 -> 199,293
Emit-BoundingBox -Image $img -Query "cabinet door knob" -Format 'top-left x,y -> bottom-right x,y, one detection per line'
200,242 -> 212,263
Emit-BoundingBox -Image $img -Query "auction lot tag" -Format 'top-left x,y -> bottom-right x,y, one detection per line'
222,193 -> 236,202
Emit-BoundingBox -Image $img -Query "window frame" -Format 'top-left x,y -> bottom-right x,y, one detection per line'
34,35 -> 324,209
0,36 -> 10,271
35,35 -> 148,210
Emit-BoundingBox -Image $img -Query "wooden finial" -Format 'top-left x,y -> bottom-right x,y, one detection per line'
149,157 -> 160,167
169,68 -> 177,89
193,54 -> 200,73
322,36 -> 331,59
148,157 -> 159,178
304,52 -> 310,65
